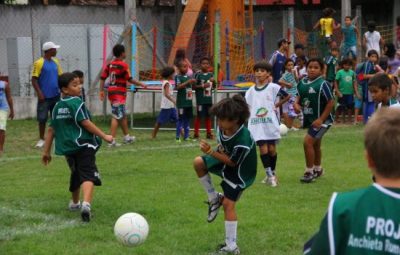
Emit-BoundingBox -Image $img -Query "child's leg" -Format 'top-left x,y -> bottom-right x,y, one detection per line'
259,144 -> 273,178
222,198 -> 238,249
110,118 -> 119,138
303,134 -> 315,171
354,107 -> 360,124
119,116 -> 130,136
205,117 -> 212,135
152,122 -> 161,138
347,107 -> 353,123
194,116 -> 200,137
81,181 -> 94,204
313,138 -> 322,169
176,118 -> 182,140
183,116 -> 190,140
193,156 -> 218,201
268,144 -> 277,175
0,129 -> 5,152
71,188 -> 80,204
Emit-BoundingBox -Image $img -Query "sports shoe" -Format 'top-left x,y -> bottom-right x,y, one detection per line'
192,134 -> 199,140
313,168 -> 324,178
175,138 -> 181,143
123,135 -> 136,144
300,171 -> 315,183
206,133 -> 214,140
261,176 -> 268,184
35,139 -> 45,148
81,202 -> 91,222
206,193 -> 223,223
108,140 -> 121,148
217,243 -> 240,254
68,201 -> 81,211
267,176 -> 278,187
290,127 -> 299,131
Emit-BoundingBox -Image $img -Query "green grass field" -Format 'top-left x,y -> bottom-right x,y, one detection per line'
0,117 -> 370,255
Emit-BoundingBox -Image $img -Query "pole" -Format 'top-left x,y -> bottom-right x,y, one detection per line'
213,10 -> 221,131
152,26 -> 157,80
260,21 -> 266,60
225,21 -> 230,81
288,7 -> 294,56
355,5 -> 362,63
102,24 -> 109,120
341,0 -> 351,25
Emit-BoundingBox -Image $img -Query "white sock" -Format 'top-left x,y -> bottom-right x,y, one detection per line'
305,167 -> 313,173
199,174 -> 218,201
225,221 -> 238,249
124,134 -> 131,139
82,201 -> 91,208
314,165 -> 322,171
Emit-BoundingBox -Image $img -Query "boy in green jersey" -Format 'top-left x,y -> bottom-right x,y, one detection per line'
305,107 -> 400,255
42,73 -> 113,222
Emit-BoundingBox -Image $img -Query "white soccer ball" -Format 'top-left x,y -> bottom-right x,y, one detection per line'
279,123 -> 288,136
114,212 -> 149,247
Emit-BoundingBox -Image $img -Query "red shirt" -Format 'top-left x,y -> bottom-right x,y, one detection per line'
100,59 -> 131,104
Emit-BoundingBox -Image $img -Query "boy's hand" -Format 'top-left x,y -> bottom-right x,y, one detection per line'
312,118 -> 323,129
189,79 -> 197,85
294,103 -> 302,114
199,139 -> 211,154
337,92 -> 343,98
42,153 -> 52,166
103,135 -> 114,143
8,110 -> 14,120
99,90 -> 105,101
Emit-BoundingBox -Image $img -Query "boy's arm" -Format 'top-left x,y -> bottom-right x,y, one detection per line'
163,83 -> 176,105
278,79 -> 292,89
32,77 -> 44,102
5,83 -> 14,119
200,140 -> 235,167
333,19 -> 341,30
294,95 -> 302,113
176,79 -> 196,89
42,127 -> 54,165
353,74 -> 361,99
312,83 -> 334,128
80,119 -> 114,143
275,89 -> 290,108
334,80 -> 341,97
128,78 -> 147,88
313,20 -> 320,30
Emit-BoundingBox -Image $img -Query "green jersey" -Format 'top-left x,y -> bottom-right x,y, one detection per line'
336,69 -> 356,95
306,184 -> 400,255
217,125 -> 257,189
175,74 -> 193,108
297,76 -> 334,128
325,55 -> 338,82
194,72 -> 214,105
50,96 -> 101,155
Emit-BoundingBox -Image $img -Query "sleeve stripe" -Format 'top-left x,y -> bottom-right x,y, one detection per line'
328,192 -> 338,255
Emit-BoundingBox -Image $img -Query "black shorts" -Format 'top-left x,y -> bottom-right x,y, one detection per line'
307,123 -> 331,139
37,96 -> 60,123
196,104 -> 212,118
66,147 -> 102,192
256,140 -> 278,146
177,107 -> 193,119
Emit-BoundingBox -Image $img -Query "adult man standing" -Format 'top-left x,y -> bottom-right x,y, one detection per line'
32,42 -> 63,148
269,38 -> 290,83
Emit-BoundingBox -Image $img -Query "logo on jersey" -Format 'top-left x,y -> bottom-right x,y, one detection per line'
250,107 -> 272,125
308,87 -> 316,94
255,107 -> 268,118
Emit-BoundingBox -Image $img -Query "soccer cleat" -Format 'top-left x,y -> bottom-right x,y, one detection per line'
81,203 -> 91,222
206,133 -> 215,140
123,135 -> 136,144
313,168 -> 324,178
35,139 -> 45,148
267,176 -> 278,187
206,193 -> 223,223
217,243 -> 240,254
300,171 -> 315,183
68,201 -> 81,211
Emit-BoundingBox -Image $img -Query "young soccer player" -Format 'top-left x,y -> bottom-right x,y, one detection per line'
334,58 -> 359,123
193,57 -> 215,139
99,44 -> 146,146
42,73 -> 113,222
0,80 -> 14,156
175,59 -> 196,142
294,58 -> 335,183
193,95 -> 257,254
304,107 -> 400,254
324,47 -> 339,89
269,38 -> 290,83
246,62 -> 290,187
279,59 -> 299,131
151,66 -> 177,139
368,73 -> 400,108
72,70 -> 85,102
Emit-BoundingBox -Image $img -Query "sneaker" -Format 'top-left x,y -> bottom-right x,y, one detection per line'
175,138 -> 181,143
206,193 -> 223,223
68,201 -> 81,211
35,139 -> 45,148
290,127 -> 299,131
267,176 -> 278,187
300,171 -> 315,183
217,243 -> 240,254
313,168 -> 324,178
123,135 -> 136,144
81,203 -> 91,222
261,176 -> 268,184
206,133 -> 214,140
183,137 -> 192,142
192,134 -> 199,140
108,140 -> 121,148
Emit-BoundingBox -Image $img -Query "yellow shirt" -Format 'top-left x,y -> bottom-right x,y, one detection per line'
320,17 -> 334,37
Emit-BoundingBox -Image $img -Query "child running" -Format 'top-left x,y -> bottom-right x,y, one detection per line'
246,62 -> 290,187
294,58 -> 335,183
151,67 -> 177,138
42,73 -> 113,222
193,95 -> 257,254
279,59 -> 299,131
0,80 -> 14,157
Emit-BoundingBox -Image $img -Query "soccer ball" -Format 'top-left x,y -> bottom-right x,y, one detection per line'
279,123 -> 288,136
114,212 -> 149,247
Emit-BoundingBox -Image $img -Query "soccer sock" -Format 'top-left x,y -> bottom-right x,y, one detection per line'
194,117 -> 200,136
82,201 -> 91,208
205,117 -> 212,134
176,119 -> 183,139
225,221 -> 238,249
314,165 -> 322,172
305,167 -> 314,173
124,134 -> 131,139
199,174 -> 218,201
270,154 -> 277,176
260,154 -> 273,177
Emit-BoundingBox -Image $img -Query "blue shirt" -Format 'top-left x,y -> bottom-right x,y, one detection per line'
269,50 -> 286,83
0,81 -> 9,111
32,58 -> 62,98
342,25 -> 357,47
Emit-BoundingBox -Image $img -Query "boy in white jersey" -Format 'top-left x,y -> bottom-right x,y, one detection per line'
368,73 -> 400,109
305,107 -> 400,255
245,62 -> 290,187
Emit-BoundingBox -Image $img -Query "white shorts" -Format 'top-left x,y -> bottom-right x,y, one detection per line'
0,110 -> 8,130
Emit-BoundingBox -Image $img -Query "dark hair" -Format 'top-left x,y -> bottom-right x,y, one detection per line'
283,59 -> 295,72
294,43 -> 304,50
367,49 -> 379,57
112,44 -> 125,57
306,58 -> 325,70
379,56 -> 389,71
210,94 -> 250,125
200,57 -> 211,64
331,47 -> 339,52
345,16 -> 352,20
161,66 -> 175,79
367,21 -> 376,32
253,61 -> 272,72
174,48 -> 187,66
295,55 -> 307,64
176,58 -> 187,68
72,70 -> 84,78
368,73 -> 392,91
322,7 -> 334,17
58,72 -> 77,90
340,58 -> 353,66
384,43 -> 396,59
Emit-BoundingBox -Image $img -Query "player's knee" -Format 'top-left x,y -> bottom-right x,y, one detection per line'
193,156 -> 205,171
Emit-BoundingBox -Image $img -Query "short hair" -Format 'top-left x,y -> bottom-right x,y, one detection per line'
112,44 -> 125,57
306,58 -> 325,70
368,73 -> 392,91
200,57 -> 211,63
340,58 -> 353,66
58,72 -> 77,90
253,61 -> 272,72
72,70 -> 84,78
210,94 -> 250,126
367,21 -> 376,32
294,43 -> 305,50
364,108 -> 400,178
176,59 -> 187,68
331,47 -> 339,52
295,55 -> 307,64
367,49 -> 379,57
161,66 -> 175,79
345,16 -> 352,20
322,7 -> 334,17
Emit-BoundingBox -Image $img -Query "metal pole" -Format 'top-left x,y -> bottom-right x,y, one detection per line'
213,10 -> 221,131
288,7 -> 294,56
225,21 -> 230,81
341,0 -> 351,25
355,5 -> 362,63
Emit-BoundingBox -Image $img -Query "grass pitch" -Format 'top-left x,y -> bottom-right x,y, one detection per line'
0,118 -> 369,255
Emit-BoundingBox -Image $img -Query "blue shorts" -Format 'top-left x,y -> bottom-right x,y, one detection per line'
354,97 -> 362,109
37,96 -> 60,123
196,104 -> 211,118
342,45 -> 357,59
157,108 -> 178,125
338,94 -> 354,108
307,122 -> 331,139
111,103 -> 126,120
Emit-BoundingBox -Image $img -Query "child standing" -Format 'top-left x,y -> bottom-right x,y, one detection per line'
0,80 -> 14,156
294,58 -> 335,183
324,47 -> 339,90
72,70 -> 85,102
368,73 -> 400,108
151,67 -> 177,139
99,44 -> 146,147
313,7 -> 341,47
295,56 -> 308,80
42,73 -> 113,222
334,58 -> 359,123
175,59 -> 196,142
246,62 -> 290,187
341,16 -> 359,60
193,95 -> 257,254
193,57 -> 214,139
279,59 -> 299,131
269,38 -> 290,83
304,107 -> 400,254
